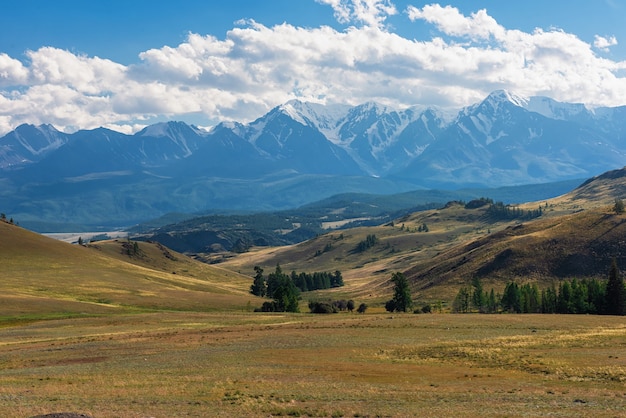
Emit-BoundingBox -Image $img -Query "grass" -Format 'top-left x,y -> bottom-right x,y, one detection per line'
0,222 -> 258,318
0,312 -> 624,417
2,177 -> 626,416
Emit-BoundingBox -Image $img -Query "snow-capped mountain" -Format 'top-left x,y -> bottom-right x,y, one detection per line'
395,90 -> 625,186
2,90 -> 626,227
0,124 -> 69,169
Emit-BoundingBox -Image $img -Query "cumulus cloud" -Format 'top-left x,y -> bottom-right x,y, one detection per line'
406,4 -> 505,41
316,0 -> 397,28
594,35 -> 618,51
0,1 -> 625,135
0,53 -> 29,86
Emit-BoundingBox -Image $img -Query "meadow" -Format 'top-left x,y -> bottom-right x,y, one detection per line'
1,312 -> 624,417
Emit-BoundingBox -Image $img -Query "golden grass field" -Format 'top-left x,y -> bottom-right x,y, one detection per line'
2,172 -> 626,417
0,312 -> 624,417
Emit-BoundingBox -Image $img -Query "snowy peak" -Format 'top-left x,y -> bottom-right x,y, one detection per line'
524,96 -> 589,121
487,89 -> 529,108
135,121 -> 206,158
0,124 -> 69,168
2,90 -> 626,189
137,121 -> 203,139
477,90 -> 590,121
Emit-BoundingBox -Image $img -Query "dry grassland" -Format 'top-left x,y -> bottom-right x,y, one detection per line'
0,313 -> 624,417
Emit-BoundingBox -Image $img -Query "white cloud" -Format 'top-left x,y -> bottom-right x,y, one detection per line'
0,53 -> 28,86
406,4 -> 505,41
316,0 -> 397,28
0,2 -> 625,135
594,35 -> 618,51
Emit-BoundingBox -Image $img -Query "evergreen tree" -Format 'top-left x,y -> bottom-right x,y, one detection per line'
272,276 -> 300,312
501,282 -> 522,313
331,270 -> 344,287
266,264 -> 286,298
606,259 -> 626,315
557,281 -> 572,313
471,277 -> 486,312
614,198 -> 625,214
585,278 -> 605,314
452,287 -> 471,313
570,279 -> 589,314
486,288 -> 498,313
387,272 -> 413,312
541,284 -> 558,313
262,264 -> 300,312
250,265 -> 267,297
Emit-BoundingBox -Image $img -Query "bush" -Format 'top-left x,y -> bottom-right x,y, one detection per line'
308,301 -> 338,314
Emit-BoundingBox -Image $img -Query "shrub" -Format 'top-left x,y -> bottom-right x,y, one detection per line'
308,301 -> 338,314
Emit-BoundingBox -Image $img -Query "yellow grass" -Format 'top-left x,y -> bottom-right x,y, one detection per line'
0,222 -> 260,317
0,313 -> 624,417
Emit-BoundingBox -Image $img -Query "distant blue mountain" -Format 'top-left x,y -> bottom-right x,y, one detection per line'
1,90 -> 624,228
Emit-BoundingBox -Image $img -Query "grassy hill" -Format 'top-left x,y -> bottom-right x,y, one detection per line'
0,220 -> 258,320
3,168 -> 626,316
220,168 -> 626,305
405,205 -> 625,297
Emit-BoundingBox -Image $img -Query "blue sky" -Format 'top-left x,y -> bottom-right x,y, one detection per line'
1,0 -> 625,134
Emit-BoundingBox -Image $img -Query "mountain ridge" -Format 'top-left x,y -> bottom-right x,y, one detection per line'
2,90 -> 626,228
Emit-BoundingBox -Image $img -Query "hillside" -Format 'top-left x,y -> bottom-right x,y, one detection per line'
0,220 -> 257,319
221,168 -> 626,304
405,205 -> 625,297
133,179 -> 579,254
219,201 -> 522,300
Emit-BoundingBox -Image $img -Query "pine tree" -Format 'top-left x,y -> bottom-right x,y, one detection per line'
388,272 -> 413,312
606,259 -> 626,315
471,277 -> 486,312
250,265 -> 266,297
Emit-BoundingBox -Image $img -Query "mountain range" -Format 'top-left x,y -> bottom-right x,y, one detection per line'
1,90 -> 625,229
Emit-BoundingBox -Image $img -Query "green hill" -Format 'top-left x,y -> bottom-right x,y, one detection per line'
0,220 -> 257,320
220,168 -> 626,305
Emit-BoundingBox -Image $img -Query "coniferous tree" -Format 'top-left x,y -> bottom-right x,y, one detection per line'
272,276 -> 300,312
557,281 -> 572,313
331,270 -> 344,287
387,272 -> 413,312
486,288 -> 498,313
266,264 -> 285,298
453,286 -> 471,313
501,282 -> 521,313
250,265 -> 267,297
606,259 -> 626,315
541,284 -> 558,313
471,277 -> 486,312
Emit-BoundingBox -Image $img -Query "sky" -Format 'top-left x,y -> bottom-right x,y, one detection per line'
1,0 -> 625,135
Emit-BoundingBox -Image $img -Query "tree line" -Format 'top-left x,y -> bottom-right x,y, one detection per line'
250,264 -> 345,312
308,299 -> 367,314
453,260 -> 626,315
